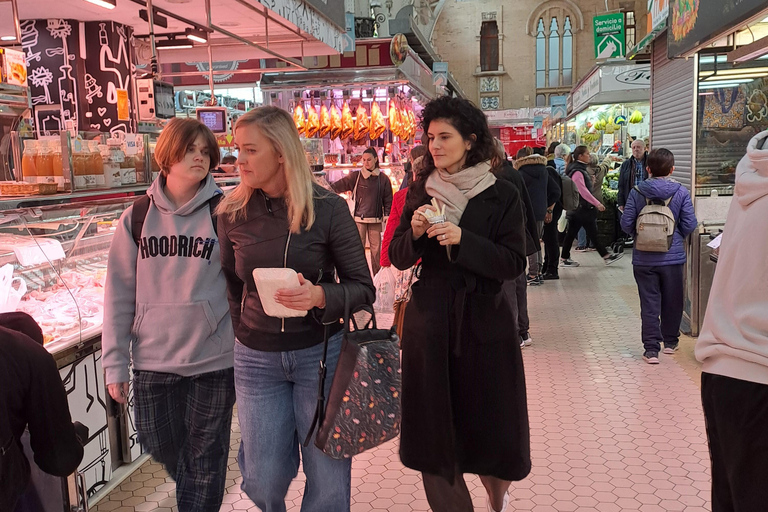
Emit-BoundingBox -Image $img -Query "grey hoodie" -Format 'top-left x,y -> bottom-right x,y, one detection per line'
102,174 -> 234,385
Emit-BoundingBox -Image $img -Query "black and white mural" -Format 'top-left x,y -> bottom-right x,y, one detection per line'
21,19 -> 137,136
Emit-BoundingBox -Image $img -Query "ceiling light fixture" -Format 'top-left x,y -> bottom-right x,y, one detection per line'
157,37 -> 193,50
84,0 -> 116,9
140,9 -> 168,28
0,36 -> 16,41
185,28 -> 208,44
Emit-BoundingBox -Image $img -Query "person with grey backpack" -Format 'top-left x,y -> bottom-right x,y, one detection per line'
620,149 -> 697,364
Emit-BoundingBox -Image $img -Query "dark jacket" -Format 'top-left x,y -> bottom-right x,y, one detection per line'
620,177 -> 698,266
515,154 -> 550,221
331,169 -> 393,222
546,165 -> 564,221
618,154 -> 648,207
497,160 -> 539,257
219,184 -> 375,352
389,178 -> 531,483
566,161 -> 595,210
0,313 -> 84,511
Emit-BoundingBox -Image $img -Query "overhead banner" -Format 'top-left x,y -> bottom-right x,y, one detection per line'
668,0 -> 767,58
593,13 -> 625,59
647,0 -> 669,33
303,0 -> 346,31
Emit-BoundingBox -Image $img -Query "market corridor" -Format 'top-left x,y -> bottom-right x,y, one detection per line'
92,252 -> 712,512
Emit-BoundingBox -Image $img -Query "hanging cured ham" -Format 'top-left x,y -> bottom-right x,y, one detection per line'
329,104 -> 342,140
293,104 -> 306,136
354,105 -> 370,141
305,104 -> 320,138
318,104 -> 331,138
411,109 -> 419,138
388,100 -> 401,139
341,101 -> 354,140
370,101 -> 386,140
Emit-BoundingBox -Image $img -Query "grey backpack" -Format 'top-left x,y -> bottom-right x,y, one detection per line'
560,173 -> 581,211
633,186 -> 676,252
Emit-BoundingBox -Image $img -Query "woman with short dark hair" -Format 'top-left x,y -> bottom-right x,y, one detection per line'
389,96 -> 531,512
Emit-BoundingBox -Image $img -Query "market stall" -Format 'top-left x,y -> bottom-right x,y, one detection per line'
261,37 -> 435,193
565,62 -> 651,157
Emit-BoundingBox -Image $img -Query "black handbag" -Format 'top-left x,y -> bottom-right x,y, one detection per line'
304,291 -> 402,459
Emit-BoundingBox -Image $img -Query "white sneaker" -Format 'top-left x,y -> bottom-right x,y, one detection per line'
521,334 -> 533,346
486,493 -> 510,512
520,339 -> 525,349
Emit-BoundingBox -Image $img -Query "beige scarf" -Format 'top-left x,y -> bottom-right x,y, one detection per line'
361,167 -> 381,179
425,160 -> 496,226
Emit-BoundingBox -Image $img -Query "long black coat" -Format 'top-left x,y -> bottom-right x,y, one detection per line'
389,178 -> 531,483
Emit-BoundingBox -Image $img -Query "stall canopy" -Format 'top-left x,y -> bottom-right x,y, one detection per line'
18,0 -> 346,76
568,61 -> 650,116
260,38 -> 438,103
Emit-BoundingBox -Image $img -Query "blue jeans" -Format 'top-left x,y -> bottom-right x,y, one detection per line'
234,332 -> 351,512
577,227 -> 587,248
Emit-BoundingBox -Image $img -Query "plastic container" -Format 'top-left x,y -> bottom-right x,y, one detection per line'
119,140 -> 137,185
101,140 -> 122,187
21,140 -> 37,184
87,141 -> 104,187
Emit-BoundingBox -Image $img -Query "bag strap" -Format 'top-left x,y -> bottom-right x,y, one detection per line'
132,193 -> 222,247
304,323 -> 330,447
131,194 -> 151,246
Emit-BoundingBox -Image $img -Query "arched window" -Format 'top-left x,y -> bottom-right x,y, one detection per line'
480,21 -> 499,72
562,17 -> 573,86
536,94 -> 547,107
548,18 -> 560,87
534,9 -> 576,93
536,19 -> 546,89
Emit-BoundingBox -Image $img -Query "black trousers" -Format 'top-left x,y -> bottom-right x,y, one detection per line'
561,207 -> 608,259
632,264 -> 684,353
502,273 -> 529,339
702,372 -> 768,512
542,218 -> 560,275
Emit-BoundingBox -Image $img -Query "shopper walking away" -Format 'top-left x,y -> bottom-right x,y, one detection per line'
390,96 -> 530,512
553,143 -> 570,175
696,131 -> 768,512
541,162 -> 563,279
515,147 -> 555,285
1,312 -> 88,512
332,147 -> 393,276
618,139 -> 648,211
102,118 -> 235,512
497,141 -> 542,348
620,149 -> 697,364
218,106 -> 374,512
560,146 -> 623,267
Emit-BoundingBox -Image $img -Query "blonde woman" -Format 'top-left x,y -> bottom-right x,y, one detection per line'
218,106 -> 374,512
102,118 -> 235,512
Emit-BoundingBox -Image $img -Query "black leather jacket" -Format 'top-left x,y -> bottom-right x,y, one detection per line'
219,184 -> 375,352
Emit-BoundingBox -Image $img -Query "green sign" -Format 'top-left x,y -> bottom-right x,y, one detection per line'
593,13 -> 625,59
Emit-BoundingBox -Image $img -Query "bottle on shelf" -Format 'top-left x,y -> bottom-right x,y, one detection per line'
21,140 -> 38,184
51,139 -> 65,190
35,139 -> 54,184
87,141 -> 105,187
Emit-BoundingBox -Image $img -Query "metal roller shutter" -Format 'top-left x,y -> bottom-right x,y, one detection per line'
650,33 -> 697,193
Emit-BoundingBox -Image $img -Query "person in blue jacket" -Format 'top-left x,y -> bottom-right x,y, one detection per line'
620,148 -> 698,364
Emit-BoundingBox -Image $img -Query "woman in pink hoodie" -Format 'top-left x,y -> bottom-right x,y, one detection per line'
696,131 -> 768,511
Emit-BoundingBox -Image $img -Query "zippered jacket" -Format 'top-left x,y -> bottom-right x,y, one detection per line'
219,183 -> 375,352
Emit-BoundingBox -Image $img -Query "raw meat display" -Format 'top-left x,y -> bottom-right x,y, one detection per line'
293,104 -> 306,136
318,104 -> 331,138
330,104 -> 342,140
354,105 -> 370,142
341,101 -> 354,140
305,104 -> 320,138
370,102 -> 386,140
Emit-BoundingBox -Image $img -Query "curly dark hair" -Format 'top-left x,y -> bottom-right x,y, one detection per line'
407,96 -> 501,210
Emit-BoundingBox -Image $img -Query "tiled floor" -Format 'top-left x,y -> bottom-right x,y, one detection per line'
92,252 -> 712,511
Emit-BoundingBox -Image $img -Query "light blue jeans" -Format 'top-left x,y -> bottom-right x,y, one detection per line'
234,332 -> 351,512
577,227 -> 588,248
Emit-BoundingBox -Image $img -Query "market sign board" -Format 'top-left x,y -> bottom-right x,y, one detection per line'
647,0 -> 669,33
571,63 -> 650,113
668,0 -> 767,58
593,13 -> 625,59
572,71 -> 600,112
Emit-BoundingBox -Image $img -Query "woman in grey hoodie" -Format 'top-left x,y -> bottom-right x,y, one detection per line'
102,118 -> 235,512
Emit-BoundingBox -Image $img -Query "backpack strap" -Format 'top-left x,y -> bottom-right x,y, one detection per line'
132,192 -> 223,246
131,194 -> 151,247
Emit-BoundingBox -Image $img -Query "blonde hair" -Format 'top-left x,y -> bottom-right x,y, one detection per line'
217,106 -> 315,233
154,118 -> 220,176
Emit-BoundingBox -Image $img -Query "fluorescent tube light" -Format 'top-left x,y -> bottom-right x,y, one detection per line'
0,36 -> 16,41
84,0 -> 116,9
185,28 -> 208,43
